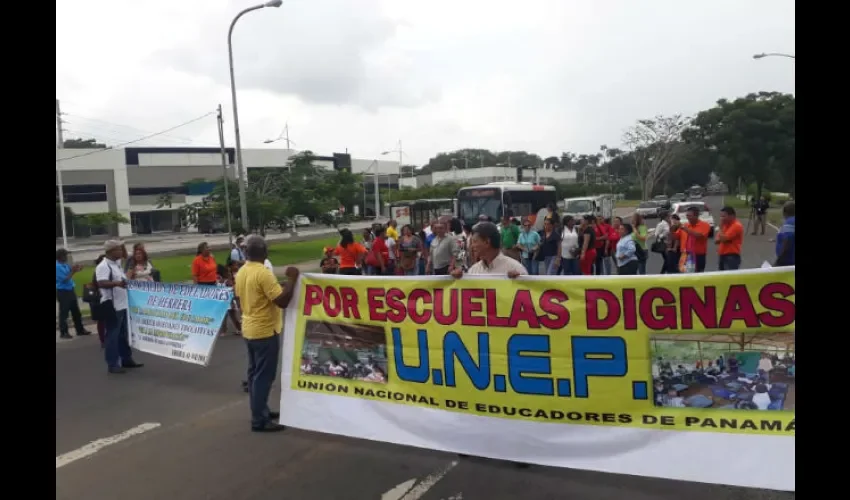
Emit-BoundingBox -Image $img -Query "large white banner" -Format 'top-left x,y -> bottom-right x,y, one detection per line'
279,269 -> 796,491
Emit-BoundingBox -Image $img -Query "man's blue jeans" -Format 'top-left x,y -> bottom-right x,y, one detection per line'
104,306 -> 133,369
246,334 -> 280,428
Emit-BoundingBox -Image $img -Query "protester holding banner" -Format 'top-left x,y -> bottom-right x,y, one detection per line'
126,244 -> 155,282
235,235 -> 300,432
96,240 -> 143,374
452,222 -> 527,278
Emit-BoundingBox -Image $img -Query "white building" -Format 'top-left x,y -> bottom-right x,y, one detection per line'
407,166 -> 577,188
56,146 -> 400,238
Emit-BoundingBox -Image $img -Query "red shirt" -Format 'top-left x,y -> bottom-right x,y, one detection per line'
594,224 -> 609,250
369,237 -> 390,265
607,225 -> 620,253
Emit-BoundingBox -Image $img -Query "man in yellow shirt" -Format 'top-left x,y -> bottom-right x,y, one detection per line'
235,235 -> 299,432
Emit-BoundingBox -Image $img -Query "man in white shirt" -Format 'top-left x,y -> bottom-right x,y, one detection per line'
96,240 -> 143,374
450,222 -> 528,469
452,222 -> 528,278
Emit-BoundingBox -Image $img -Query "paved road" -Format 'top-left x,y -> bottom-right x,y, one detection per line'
57,335 -> 793,500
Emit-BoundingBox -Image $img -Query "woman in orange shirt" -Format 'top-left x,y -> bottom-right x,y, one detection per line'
192,242 -> 219,285
334,228 -> 367,276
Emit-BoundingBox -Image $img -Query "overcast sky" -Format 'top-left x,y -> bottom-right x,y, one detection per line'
56,0 -> 795,166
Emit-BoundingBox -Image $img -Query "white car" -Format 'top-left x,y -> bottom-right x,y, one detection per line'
293,215 -> 311,227
672,202 -> 715,230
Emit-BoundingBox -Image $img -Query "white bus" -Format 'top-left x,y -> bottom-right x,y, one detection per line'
457,182 -> 558,230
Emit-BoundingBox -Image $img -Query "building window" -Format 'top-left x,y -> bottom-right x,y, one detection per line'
56,184 -> 108,203
128,186 -> 189,196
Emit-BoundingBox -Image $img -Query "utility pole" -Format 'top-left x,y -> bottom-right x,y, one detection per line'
283,123 -> 291,149
372,160 -> 380,218
56,99 -> 69,249
397,139 -> 403,179
463,150 -> 469,170
217,104 -> 234,245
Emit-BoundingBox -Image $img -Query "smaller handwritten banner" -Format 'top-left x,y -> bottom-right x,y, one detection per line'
127,281 -> 233,366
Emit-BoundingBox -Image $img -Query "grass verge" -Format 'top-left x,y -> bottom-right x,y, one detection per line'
72,235 -> 337,297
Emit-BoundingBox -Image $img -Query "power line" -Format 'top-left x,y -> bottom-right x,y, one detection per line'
56,111 -> 216,162
64,113 -> 202,144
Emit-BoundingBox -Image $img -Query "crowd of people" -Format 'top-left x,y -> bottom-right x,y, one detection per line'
316,200 -> 796,278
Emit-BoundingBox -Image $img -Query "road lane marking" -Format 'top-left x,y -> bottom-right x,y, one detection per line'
382,479 -> 417,500
56,422 -> 161,469
381,460 -> 459,500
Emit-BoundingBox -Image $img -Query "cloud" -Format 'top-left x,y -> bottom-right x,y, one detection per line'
158,0 -> 439,110
57,0 -> 795,166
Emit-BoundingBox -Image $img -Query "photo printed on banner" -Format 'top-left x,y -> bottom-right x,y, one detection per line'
300,320 -> 389,383
650,332 -> 795,411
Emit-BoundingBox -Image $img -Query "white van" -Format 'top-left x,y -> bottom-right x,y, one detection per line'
562,195 -> 615,221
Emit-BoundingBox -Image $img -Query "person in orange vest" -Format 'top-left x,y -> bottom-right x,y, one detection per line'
715,206 -> 744,270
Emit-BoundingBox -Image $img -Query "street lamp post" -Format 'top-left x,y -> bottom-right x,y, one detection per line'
381,140 -> 404,204
753,52 -> 795,60
227,0 -> 283,233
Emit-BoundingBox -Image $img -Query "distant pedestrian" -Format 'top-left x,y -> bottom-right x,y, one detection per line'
335,228 -> 368,276
229,236 -> 246,267
577,215 -> 597,276
500,211 -> 521,261
96,240 -> 143,374
234,235 -> 299,432
518,217 -> 541,275
558,216 -> 580,275
775,201 -> 795,266
752,196 -> 770,235
56,248 -> 90,340
715,206 -> 744,271
630,213 -> 649,274
192,242 -> 219,286
677,207 -> 711,273
615,223 -> 640,275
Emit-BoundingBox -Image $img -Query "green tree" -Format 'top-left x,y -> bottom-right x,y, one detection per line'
684,92 -> 795,198
623,114 -> 693,199
63,137 -> 107,149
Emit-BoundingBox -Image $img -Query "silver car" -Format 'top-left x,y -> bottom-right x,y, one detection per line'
635,201 -> 661,219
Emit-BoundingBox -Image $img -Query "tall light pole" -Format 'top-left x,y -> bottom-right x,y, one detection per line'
381,140 -> 404,203
56,99 -> 69,248
227,0 -> 283,232
753,52 -> 795,60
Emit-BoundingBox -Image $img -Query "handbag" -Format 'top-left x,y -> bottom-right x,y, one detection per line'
651,239 -> 666,253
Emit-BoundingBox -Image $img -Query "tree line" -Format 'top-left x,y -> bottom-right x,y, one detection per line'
415,91 -> 795,200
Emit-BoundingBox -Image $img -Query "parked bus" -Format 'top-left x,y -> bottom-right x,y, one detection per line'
388,198 -> 457,231
457,182 -> 558,230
